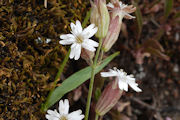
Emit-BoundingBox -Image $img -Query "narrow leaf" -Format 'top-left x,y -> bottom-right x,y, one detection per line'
132,1 -> 143,39
82,9 -> 91,28
164,0 -> 173,18
41,52 -> 119,111
145,47 -> 170,61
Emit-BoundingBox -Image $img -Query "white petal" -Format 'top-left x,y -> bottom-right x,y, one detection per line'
45,115 -> 59,120
68,110 -> 84,120
71,43 -> 77,49
126,76 -> 136,82
124,12 -> 135,19
47,110 -> 60,117
71,22 -> 78,35
70,22 -> 76,32
46,110 -> 60,120
59,99 -> 69,115
76,20 -> 83,33
101,72 -> 118,77
107,2 -> 114,8
128,82 -> 142,92
82,24 -> 98,38
74,44 -> 81,60
69,43 -> 77,59
60,34 -> 75,40
110,69 -> 119,74
118,80 -> 128,91
84,39 -> 99,47
59,39 -> 75,45
69,48 -> 75,59
82,43 -> 96,52
119,1 -> 127,9
101,68 -> 119,77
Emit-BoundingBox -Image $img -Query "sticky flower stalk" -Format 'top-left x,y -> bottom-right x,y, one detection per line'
53,48 -> 71,88
85,38 -> 103,120
42,48 -> 71,111
95,114 -> 99,120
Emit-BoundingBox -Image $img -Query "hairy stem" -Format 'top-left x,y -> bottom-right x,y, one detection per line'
85,38 -> 102,120
53,48 -> 71,88
95,114 -> 99,120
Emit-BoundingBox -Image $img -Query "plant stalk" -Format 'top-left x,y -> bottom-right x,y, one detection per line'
53,48 -> 71,89
85,38 -> 103,120
41,48 -> 70,111
95,114 -> 99,120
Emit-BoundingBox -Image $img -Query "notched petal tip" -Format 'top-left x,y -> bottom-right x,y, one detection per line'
107,2 -> 114,8
124,13 -> 136,19
135,87 -> 142,92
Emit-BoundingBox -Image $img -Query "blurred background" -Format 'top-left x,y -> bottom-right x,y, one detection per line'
0,0 -> 179,119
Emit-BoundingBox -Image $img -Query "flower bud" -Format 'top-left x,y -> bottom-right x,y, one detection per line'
95,80 -> 123,116
102,0 -> 136,52
102,16 -> 121,52
90,0 -> 110,38
81,48 -> 94,65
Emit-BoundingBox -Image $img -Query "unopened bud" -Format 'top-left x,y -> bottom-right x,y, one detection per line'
81,48 -> 94,65
95,80 -> 123,116
102,16 -> 121,52
90,0 -> 110,38
102,0 -> 136,51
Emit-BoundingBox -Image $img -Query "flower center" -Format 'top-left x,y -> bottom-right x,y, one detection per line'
60,115 -> 68,120
76,35 -> 83,43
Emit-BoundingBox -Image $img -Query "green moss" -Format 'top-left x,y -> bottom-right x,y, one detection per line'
0,0 -> 90,119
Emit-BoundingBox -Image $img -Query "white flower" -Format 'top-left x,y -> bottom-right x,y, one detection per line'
59,20 -> 99,60
107,1 -> 136,20
101,67 -> 142,92
46,99 -> 84,120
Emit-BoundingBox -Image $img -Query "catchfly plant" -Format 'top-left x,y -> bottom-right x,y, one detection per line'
60,20 -> 99,60
46,99 -> 84,120
42,1 -> 142,120
101,67 -> 142,92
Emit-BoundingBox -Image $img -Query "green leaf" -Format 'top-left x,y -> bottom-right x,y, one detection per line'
132,1 -> 143,40
82,9 -> 91,28
95,88 -> 101,101
173,11 -> 180,19
164,0 -> 173,18
145,47 -> 170,61
41,52 -> 119,111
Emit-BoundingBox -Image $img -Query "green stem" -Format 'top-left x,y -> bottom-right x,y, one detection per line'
85,38 -> 103,120
53,48 -> 71,88
82,9 -> 91,28
95,114 -> 99,120
98,50 -> 104,65
42,48 -> 70,110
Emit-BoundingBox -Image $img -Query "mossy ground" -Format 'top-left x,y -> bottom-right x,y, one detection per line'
0,0 -> 89,119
